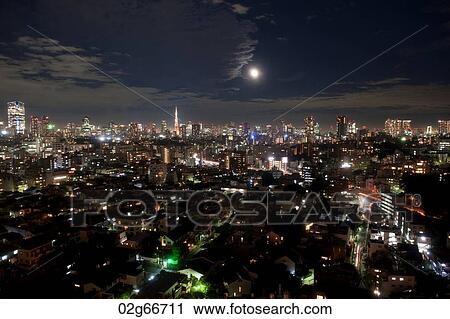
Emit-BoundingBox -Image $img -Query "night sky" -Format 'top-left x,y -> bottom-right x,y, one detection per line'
1,0 -> 450,128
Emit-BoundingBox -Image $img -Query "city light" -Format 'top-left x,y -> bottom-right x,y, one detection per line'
341,162 -> 352,168
0,1 -> 448,305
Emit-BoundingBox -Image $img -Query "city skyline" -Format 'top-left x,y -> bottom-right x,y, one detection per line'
2,101 -> 450,135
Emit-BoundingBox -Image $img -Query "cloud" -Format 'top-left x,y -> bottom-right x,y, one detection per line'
206,83 -> 450,124
15,36 -> 84,54
231,4 -> 250,15
9,36 -> 108,86
366,77 -> 410,86
207,1 -> 250,15
7,0 -> 258,85
306,14 -> 318,22
225,36 -> 258,79
280,84 -> 450,117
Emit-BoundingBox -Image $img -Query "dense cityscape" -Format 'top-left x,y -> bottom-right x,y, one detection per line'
0,100 -> 449,298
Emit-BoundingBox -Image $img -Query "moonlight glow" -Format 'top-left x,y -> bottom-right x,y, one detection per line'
249,67 -> 260,79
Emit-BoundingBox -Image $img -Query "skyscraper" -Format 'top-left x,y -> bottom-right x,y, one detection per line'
304,116 -> 317,143
160,120 -> 168,134
174,106 -> 180,136
384,119 -> 412,137
81,116 -> 92,136
7,101 -> 26,135
30,115 -> 50,138
438,120 -> 450,136
336,115 -> 348,140
30,115 -> 41,138
192,123 -> 202,137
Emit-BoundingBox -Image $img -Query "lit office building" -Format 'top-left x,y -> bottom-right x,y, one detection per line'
30,115 -> 41,138
304,116 -> 318,143
192,123 -> 202,137
7,101 -> 26,135
384,119 -> 412,137
336,115 -> 347,139
81,116 -> 92,136
437,120 -> 450,136
30,115 -> 50,138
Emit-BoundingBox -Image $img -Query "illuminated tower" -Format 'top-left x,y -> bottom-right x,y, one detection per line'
81,116 -> 92,136
174,106 -> 180,136
304,115 -> 316,143
7,101 -> 26,135
30,115 -> 41,138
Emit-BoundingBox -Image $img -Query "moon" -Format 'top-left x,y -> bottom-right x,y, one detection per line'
248,67 -> 260,80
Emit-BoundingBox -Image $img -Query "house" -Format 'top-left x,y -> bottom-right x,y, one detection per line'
178,257 -> 215,280
148,213 -> 178,234
224,272 -> 252,298
0,244 -> 19,264
137,270 -> 189,298
17,236 -> 54,269
119,262 -> 145,289
160,222 -> 195,249
160,234 -> 175,248
122,232 -> 153,250
380,274 -> 415,297
77,269 -> 121,297
275,255 -> 296,275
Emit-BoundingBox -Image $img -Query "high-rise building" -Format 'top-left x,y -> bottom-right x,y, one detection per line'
336,115 -> 348,139
180,123 -> 187,139
7,101 -> 26,135
229,151 -> 247,173
304,116 -> 318,143
64,122 -> 77,138
348,120 -> 357,135
41,116 -> 49,136
220,151 -> 246,173
174,106 -> 180,136
192,123 -> 202,137
160,120 -> 168,134
186,121 -> 193,137
438,120 -> 450,136
30,115 -> 41,138
128,122 -> 142,138
384,119 -> 412,137
81,116 -> 92,136
148,162 -> 167,185
162,147 -> 171,164
30,115 -> 50,138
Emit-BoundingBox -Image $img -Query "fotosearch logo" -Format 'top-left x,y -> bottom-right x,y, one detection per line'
68,189 -> 421,228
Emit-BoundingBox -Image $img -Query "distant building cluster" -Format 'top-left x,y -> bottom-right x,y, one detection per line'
0,100 -> 449,299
